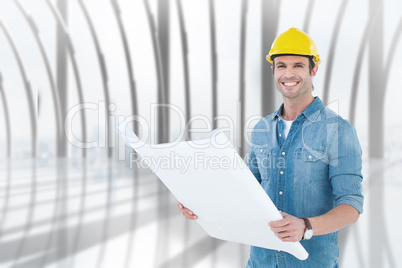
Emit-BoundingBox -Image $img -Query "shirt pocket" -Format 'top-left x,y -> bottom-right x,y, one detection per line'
294,147 -> 328,184
253,147 -> 271,181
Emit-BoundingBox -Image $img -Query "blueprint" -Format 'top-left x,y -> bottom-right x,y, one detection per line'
117,122 -> 308,260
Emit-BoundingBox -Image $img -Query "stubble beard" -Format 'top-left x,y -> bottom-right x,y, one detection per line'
275,79 -> 311,100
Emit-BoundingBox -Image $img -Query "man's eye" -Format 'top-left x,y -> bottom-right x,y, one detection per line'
295,65 -> 303,68
277,65 -> 285,69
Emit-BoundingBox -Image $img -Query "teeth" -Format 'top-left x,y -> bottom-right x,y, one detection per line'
284,82 -> 298,86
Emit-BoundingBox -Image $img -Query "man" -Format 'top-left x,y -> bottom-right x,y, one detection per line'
178,27 -> 363,267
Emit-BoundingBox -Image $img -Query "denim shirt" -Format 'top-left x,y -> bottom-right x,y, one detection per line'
246,97 -> 363,268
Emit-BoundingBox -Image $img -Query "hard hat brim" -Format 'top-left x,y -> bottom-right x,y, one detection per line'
266,53 -> 321,65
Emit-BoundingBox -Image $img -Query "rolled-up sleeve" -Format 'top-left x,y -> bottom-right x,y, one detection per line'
328,121 -> 364,214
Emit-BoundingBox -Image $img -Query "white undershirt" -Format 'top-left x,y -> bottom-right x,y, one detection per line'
282,118 -> 294,140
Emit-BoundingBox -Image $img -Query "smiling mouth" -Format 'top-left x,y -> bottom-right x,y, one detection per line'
281,81 -> 300,87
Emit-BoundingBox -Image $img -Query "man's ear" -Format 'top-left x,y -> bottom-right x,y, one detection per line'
311,65 -> 318,77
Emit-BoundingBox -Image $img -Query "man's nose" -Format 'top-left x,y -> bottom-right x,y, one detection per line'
284,67 -> 295,78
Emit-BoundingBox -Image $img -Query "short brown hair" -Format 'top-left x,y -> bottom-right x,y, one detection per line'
272,55 -> 315,75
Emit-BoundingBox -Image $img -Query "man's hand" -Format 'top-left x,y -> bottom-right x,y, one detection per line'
177,201 -> 198,220
269,212 -> 306,242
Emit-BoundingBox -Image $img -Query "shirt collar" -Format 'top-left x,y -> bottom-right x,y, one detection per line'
272,96 -> 324,123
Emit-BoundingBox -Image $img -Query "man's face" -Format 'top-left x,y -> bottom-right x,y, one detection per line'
272,55 -> 318,100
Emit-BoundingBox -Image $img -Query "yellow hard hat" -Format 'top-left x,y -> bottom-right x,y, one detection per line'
266,27 -> 321,65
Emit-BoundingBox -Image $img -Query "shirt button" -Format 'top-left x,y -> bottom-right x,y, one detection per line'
279,134 -> 282,137
309,155 -> 312,159
280,171 -> 283,175
279,191 -> 283,195
260,149 -> 263,152
282,152 -> 285,155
